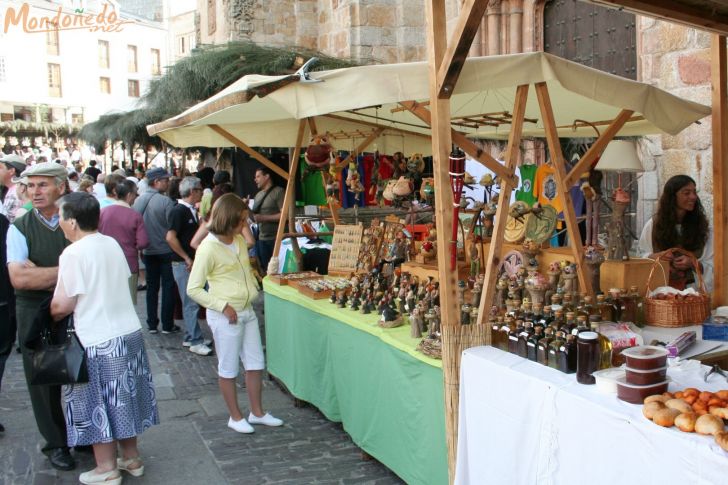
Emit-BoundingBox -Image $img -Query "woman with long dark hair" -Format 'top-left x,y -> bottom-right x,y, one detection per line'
638,174 -> 713,291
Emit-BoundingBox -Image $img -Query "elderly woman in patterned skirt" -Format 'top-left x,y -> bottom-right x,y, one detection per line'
51,192 -> 158,485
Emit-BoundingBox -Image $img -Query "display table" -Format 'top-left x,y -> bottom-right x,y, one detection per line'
455,347 -> 728,485
263,279 -> 448,485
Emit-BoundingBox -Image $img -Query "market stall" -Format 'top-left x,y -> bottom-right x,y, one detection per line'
148,51 -> 713,484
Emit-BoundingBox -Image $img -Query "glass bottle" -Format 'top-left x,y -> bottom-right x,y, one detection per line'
576,332 -> 600,383
517,320 -> 533,358
490,317 -> 503,350
548,330 -> 566,370
609,288 -> 624,321
499,318 -> 513,352
508,319 -> 522,354
550,293 -> 563,313
532,303 -> 544,325
579,295 -> 595,318
460,303 -> 472,325
527,326 -> 543,361
596,294 -> 614,322
540,305 -> 554,329
590,321 -> 613,370
573,315 -> 590,335
537,327 -> 554,366
565,312 -> 577,334
562,293 -> 575,314
629,285 -> 646,327
558,333 -> 578,374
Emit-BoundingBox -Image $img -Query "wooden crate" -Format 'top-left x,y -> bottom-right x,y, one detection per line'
600,258 -> 669,295
268,271 -> 322,286
298,285 -> 333,300
287,274 -> 325,291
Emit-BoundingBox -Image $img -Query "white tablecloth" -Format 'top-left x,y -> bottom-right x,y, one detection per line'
455,347 -> 728,485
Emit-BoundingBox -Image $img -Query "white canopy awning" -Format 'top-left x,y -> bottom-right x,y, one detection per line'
148,52 -> 711,154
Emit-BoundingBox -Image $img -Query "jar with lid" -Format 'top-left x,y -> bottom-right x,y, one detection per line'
548,330 -> 566,370
537,327 -> 554,366
576,332 -> 600,384
527,326 -> 543,361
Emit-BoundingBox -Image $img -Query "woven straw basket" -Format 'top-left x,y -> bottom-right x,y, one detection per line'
644,248 -> 710,328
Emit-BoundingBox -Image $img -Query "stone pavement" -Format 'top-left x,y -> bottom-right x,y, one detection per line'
0,292 -> 403,485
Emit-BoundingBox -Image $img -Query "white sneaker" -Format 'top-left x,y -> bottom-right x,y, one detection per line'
247,412 -> 284,427
183,339 -> 212,348
189,343 -> 213,356
227,417 -> 254,434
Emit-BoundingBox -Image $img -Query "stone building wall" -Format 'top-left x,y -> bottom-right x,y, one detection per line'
636,18 -> 714,232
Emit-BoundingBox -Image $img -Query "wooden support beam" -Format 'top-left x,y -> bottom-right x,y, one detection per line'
322,113 -> 431,140
477,85 -> 529,331
588,0 -> 728,37
712,34 -> 728,307
436,0 -> 489,99
307,117 -> 318,137
563,109 -> 634,187
209,124 -> 289,180
271,119 -> 307,273
334,127 -> 385,169
399,101 -> 515,184
535,83 -> 594,296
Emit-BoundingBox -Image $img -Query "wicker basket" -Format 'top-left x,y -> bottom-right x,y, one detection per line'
644,248 -> 710,328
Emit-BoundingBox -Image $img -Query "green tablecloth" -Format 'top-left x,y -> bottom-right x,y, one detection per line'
264,280 -> 448,485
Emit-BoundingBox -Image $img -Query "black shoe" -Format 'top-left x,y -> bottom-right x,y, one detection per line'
74,445 -> 93,454
45,448 -> 75,471
161,325 -> 181,334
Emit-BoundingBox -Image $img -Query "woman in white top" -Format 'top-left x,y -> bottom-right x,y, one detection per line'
51,192 -> 159,485
638,174 -> 713,292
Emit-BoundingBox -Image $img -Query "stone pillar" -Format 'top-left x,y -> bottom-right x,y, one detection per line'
486,0 -> 502,56
509,0 -> 523,53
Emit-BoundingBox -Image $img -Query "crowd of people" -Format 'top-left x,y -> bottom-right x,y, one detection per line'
0,154 -> 285,484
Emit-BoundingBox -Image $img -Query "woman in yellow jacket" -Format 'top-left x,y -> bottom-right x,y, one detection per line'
187,194 -> 283,434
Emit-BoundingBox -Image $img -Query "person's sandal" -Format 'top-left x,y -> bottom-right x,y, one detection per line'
117,457 -> 145,477
79,468 -> 122,484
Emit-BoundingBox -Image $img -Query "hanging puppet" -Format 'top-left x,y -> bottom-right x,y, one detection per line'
304,134 -> 334,176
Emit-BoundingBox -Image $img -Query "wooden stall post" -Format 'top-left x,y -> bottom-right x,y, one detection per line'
535,83 -> 594,296
712,34 -> 728,307
270,119 -> 307,274
209,124 -> 290,180
477,85 -> 529,331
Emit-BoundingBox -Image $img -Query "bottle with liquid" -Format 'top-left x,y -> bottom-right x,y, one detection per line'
499,318 -> 513,352
576,332 -> 600,383
540,305 -> 554,329
579,295 -> 595,318
573,315 -> 590,335
517,320 -> 534,358
562,293 -> 575,314
508,319 -> 523,354
550,293 -> 563,313
491,317 -> 503,350
537,326 -> 554,366
548,330 -> 566,370
629,285 -> 646,327
558,333 -> 578,374
527,326 -> 543,361
609,288 -> 624,321
590,321 -> 613,370
565,312 -> 577,334
596,294 -> 615,322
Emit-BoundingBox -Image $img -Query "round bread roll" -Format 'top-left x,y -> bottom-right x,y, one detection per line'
716,431 -> 728,452
709,406 -> 728,420
665,398 -> 693,414
715,390 -> 728,401
695,414 -> 725,435
674,412 -> 697,432
644,394 -> 670,404
652,408 -> 681,427
643,401 -> 666,419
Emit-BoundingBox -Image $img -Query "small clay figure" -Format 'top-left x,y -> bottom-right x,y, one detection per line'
410,307 -> 423,338
606,187 -> 631,261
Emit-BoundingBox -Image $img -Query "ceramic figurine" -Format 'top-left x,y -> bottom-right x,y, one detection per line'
410,307 -> 424,338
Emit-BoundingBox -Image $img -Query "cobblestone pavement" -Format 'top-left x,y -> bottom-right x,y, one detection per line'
0,293 -> 403,485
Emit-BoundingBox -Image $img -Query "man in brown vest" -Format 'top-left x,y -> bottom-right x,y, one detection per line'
6,162 -> 73,470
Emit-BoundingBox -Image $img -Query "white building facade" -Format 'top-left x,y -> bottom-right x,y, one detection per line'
0,0 -> 168,127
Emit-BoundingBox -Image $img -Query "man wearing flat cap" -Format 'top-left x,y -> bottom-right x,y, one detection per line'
133,167 -> 179,335
0,154 -> 27,223
5,162 -> 74,470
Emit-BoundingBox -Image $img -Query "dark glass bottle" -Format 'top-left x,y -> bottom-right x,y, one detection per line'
562,293 -> 575,314
609,289 -> 624,321
508,319 -> 523,354
548,330 -> 566,370
540,305 -> 554,328
552,310 -> 567,335
565,312 -> 577,334
629,285 -> 646,327
579,295 -> 595,318
527,326 -> 543,361
490,317 -> 503,350
596,294 -> 614,322
517,321 -> 533,358
573,315 -> 590,336
499,318 -> 513,352
537,327 -> 554,366
550,293 -> 563,313
558,333 -> 578,374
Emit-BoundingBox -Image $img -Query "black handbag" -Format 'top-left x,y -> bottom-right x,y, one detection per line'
25,298 -> 88,386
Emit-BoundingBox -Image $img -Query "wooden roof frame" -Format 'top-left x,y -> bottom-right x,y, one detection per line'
427,1 -> 728,482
